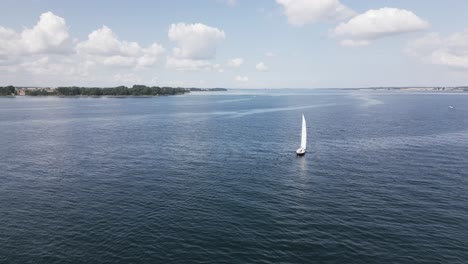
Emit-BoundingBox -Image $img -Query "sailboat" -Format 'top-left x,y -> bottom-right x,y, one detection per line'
296,114 -> 307,156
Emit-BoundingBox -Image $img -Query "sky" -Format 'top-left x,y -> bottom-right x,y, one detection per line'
1,0 -> 468,88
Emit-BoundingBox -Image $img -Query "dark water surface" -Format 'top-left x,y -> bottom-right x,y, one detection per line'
1,90 -> 468,263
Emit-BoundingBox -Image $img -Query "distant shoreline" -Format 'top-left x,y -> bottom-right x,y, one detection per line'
339,86 -> 468,92
0,85 -> 228,97
2,85 -> 468,97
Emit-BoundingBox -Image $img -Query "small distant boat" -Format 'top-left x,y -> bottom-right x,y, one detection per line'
296,114 -> 307,156
449,105 -> 454,109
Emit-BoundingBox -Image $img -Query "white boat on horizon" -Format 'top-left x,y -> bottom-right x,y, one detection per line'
296,114 -> 307,156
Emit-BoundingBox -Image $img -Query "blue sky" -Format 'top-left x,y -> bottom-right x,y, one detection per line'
1,0 -> 468,88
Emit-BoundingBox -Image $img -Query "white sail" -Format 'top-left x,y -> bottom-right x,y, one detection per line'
300,114 -> 307,149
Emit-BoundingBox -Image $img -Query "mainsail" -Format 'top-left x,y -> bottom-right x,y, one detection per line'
301,114 -> 307,150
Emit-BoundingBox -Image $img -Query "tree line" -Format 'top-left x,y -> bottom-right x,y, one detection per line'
1,85 -> 228,96
0,86 -> 15,96
55,85 -> 188,96
0,85 -> 189,96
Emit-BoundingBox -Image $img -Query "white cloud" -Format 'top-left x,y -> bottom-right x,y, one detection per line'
256,62 -> 268,71
112,73 -> 142,85
138,43 -> 167,67
235,75 -> 248,82
228,57 -> 244,67
0,11 -> 71,58
76,26 -> 165,68
266,52 -> 275,57
0,14 -> 167,85
168,23 -> 225,60
9,54 -> 92,79
76,26 -> 133,56
276,0 -> 355,26
340,39 -> 370,47
160,80 -> 186,87
167,23 -> 225,72
332,7 -> 429,46
19,56 -> 67,75
21,12 -> 71,54
406,30 -> 468,69
0,27 -> 19,59
150,76 -> 159,85
166,57 -> 218,71
101,56 -> 135,67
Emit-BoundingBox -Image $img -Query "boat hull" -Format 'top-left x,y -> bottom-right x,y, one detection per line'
296,148 -> 306,156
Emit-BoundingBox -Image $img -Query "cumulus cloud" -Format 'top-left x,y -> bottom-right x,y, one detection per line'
167,23 -> 225,72
112,73 -> 142,85
0,11 -> 71,59
406,30 -> 468,69
168,23 -> 225,60
340,39 -> 370,47
0,12 -> 167,86
0,12 -> 93,81
18,56 -> 69,75
76,26 -> 165,68
235,75 -> 248,82
332,7 -> 429,46
166,57 -> 220,71
76,26 -> 135,56
138,43 -> 167,67
228,57 -> 244,67
256,62 -> 268,71
4,54 -> 93,80
21,12 -> 71,54
276,0 -> 355,26
0,27 -> 19,59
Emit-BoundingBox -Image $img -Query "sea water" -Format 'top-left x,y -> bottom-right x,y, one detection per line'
1,90 -> 467,263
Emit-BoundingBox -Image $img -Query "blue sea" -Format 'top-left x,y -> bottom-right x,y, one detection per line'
1,89 -> 467,263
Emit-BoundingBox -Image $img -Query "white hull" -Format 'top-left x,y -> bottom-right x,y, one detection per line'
296,148 -> 306,156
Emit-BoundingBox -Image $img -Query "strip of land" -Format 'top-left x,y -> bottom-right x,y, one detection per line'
0,85 -> 227,96
341,86 -> 468,92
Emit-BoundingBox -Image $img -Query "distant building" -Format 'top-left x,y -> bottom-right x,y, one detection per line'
16,89 -> 26,96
